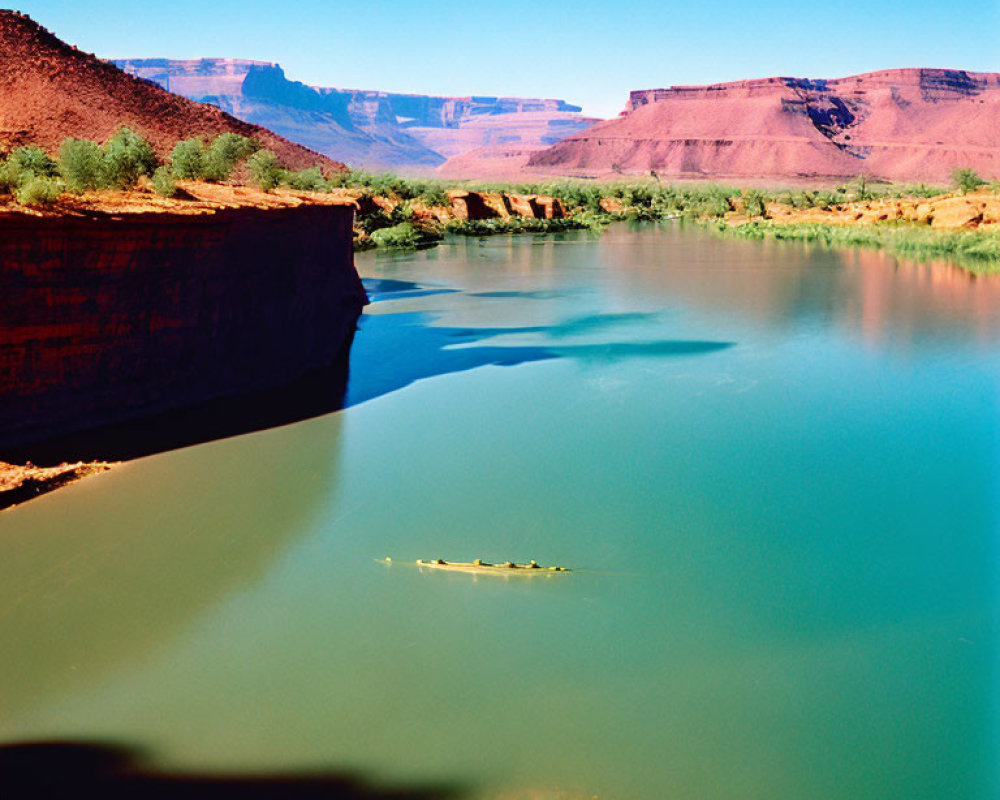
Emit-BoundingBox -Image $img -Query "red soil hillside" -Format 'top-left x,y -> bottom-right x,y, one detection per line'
529,69 -> 1000,183
0,12 -> 341,171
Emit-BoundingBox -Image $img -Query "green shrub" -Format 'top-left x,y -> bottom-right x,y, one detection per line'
391,201 -> 415,223
328,168 -> 372,190
151,166 -> 178,197
0,147 -> 59,195
370,222 -> 424,248
783,190 -> 816,209
906,183 -> 943,199
0,159 -> 19,194
10,146 -> 59,180
284,166 -> 326,192
743,189 -> 767,217
358,208 -> 395,234
16,176 -> 62,205
101,127 -> 157,188
58,138 -> 103,193
170,138 -> 206,179
246,150 -> 283,192
202,134 -> 259,182
814,191 -> 839,210
953,167 -> 986,195
446,217 -> 589,236
418,184 -> 450,207
702,193 -> 732,218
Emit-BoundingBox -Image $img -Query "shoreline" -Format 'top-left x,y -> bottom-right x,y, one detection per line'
0,461 -> 114,510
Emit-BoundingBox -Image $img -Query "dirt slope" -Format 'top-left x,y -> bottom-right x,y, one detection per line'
530,69 -> 1000,183
0,12 -> 341,170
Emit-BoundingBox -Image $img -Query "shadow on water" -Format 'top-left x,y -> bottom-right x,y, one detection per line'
4,277 -> 731,468
364,278 -> 459,303
467,290 -> 569,300
0,741 -> 465,800
349,311 -> 730,406
349,277 -> 731,404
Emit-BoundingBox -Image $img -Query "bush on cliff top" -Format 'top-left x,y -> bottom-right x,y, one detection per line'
0,146 -> 61,199
246,150 -> 283,192
284,166 -> 326,192
151,166 -> 178,198
58,138 -> 103,193
170,138 -> 206,180
202,134 -> 259,182
0,159 -> 20,194
16,176 -> 63,206
101,127 -> 157,189
9,146 -> 59,180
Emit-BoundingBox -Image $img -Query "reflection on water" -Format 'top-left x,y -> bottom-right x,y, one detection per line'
1,224 -> 998,800
0,412 -> 346,718
2,337 -> 354,465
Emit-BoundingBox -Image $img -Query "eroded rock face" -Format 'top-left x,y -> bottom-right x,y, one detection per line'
0,12 -> 337,170
446,191 -> 564,221
113,58 -> 598,171
0,204 -> 365,449
531,69 -> 1000,183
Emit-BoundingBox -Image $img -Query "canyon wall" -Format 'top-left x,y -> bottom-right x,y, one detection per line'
0,204 -> 365,449
529,69 -> 1000,183
0,13 -> 337,170
113,58 -> 598,171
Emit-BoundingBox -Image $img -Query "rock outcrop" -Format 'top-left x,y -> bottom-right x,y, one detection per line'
446,190 -> 565,221
0,200 -> 365,449
529,69 -> 1000,183
0,12 -> 338,170
740,188 -> 1000,230
113,58 -> 599,171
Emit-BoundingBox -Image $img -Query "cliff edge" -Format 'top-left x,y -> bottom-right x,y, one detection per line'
0,192 -> 364,450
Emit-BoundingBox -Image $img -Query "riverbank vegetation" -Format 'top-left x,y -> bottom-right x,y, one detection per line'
710,220 -> 1000,274
1,134 -> 997,270
337,170 -> 999,273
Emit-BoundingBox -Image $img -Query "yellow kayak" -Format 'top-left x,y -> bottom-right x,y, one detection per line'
381,557 -> 570,575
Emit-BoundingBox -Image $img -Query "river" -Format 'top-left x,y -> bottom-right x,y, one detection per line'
1,222 -> 998,799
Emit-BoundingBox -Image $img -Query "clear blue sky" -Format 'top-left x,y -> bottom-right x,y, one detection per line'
9,0 -> 1000,118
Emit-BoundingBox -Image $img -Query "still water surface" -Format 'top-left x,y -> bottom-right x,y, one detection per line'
2,223 -> 999,798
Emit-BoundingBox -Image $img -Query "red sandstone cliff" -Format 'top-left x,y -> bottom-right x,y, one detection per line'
529,69 -> 1000,183
0,12 -> 341,170
0,199 -> 364,449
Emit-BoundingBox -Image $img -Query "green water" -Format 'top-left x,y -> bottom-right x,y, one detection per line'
2,223 -> 998,799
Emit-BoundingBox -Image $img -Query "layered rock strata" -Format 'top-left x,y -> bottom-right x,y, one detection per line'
530,69 -> 1000,183
0,202 -> 364,449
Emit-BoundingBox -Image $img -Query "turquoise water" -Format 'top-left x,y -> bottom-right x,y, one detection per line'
1,223 -> 998,799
